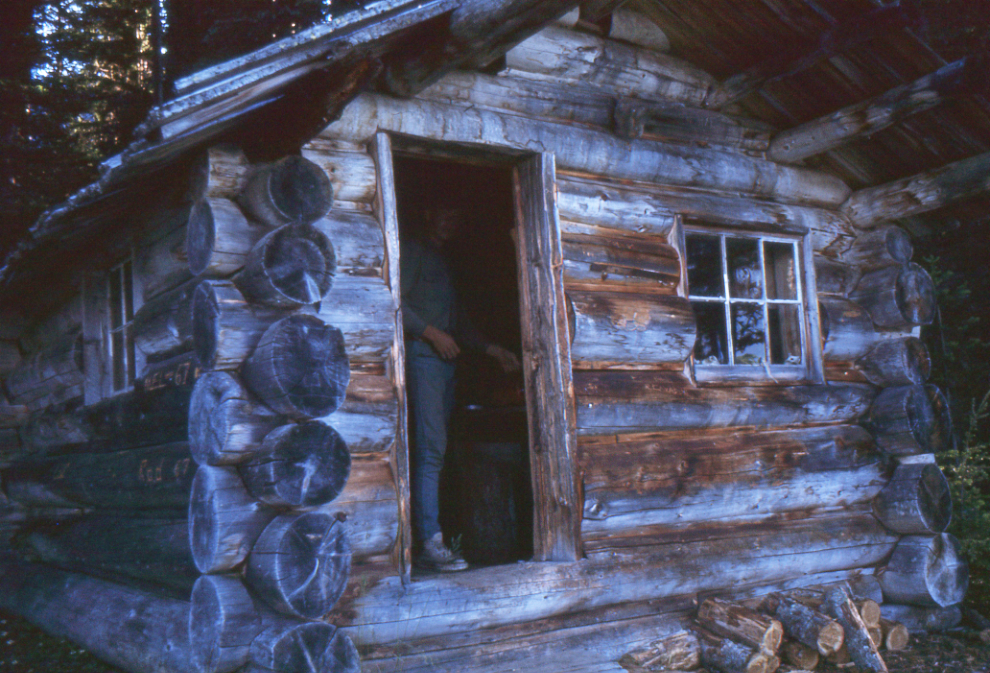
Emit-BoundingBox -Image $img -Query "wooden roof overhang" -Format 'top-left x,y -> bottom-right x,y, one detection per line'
5,0 -> 990,313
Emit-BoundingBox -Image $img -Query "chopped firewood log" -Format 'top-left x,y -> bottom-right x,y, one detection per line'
826,644 -> 851,665
868,626 -> 883,648
618,631 -> 700,671
699,598 -> 784,655
858,599 -> 882,628
696,627 -> 770,673
759,593 -> 844,656
879,619 -> 909,651
823,587 -> 889,673
780,641 -> 819,670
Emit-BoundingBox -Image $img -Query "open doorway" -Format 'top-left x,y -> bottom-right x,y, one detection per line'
393,153 -> 534,567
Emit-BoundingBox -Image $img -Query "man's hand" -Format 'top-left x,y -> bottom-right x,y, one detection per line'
486,344 -> 521,373
422,325 -> 460,360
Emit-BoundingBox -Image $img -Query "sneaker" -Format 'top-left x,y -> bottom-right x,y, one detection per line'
417,533 -> 468,572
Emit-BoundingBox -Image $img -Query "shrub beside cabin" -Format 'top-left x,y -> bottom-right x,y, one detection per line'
0,1 -> 977,671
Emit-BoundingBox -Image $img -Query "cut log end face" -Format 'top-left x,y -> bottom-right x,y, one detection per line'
263,224 -> 336,305
187,200 -> 217,276
241,421 -> 350,507
269,156 -> 334,224
190,575 -> 261,673
895,266 -> 936,325
251,622 -> 338,673
323,632 -> 360,673
925,385 -> 953,457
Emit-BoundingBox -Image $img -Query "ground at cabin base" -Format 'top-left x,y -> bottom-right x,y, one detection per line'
1,611 -> 989,673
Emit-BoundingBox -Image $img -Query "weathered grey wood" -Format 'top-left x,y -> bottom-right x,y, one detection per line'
0,309 -> 26,341
504,25 -> 712,105
556,176 -> 851,254
4,441 -> 194,509
189,464 -> 277,573
0,340 -> 22,377
246,511 -> 351,619
608,8 -> 668,51
705,2 -> 923,110
190,144 -> 251,201
0,427 -> 22,465
323,94 -> 851,208
234,223 -> 336,307
318,372 -> 398,453
842,226 -> 913,270
814,258 -> 859,296
4,330 -> 84,409
189,371 -> 283,465
580,425 -> 881,538
859,337 -> 930,387
192,280 -> 285,370
132,279 -> 198,362
758,594 -> 844,656
769,56 -> 984,163
879,534 -> 969,608
515,152 -> 580,562
187,197 -> 268,277
310,209 -> 385,273
239,420 -> 350,507
880,604 -> 961,634
250,620 -> 360,673
568,290 -> 695,367
849,263 -> 935,329
823,586 -> 888,673
301,140 -> 377,206
698,598 -> 783,655
242,314 -> 350,419
618,631 -> 699,671
302,274 -> 395,363
190,574 -> 263,673
874,462 -> 951,534
695,627 -> 769,673
0,562 -> 193,673
138,223 -> 195,302
19,297 -> 81,353
575,373 -> 874,433
613,97 -> 772,151
867,384 -> 952,456
843,150 -> 990,228
24,514 -> 198,591
561,230 -> 681,289
239,155 -> 333,227
819,296 -> 878,362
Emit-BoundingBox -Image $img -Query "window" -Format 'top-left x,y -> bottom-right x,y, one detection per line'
686,230 -> 813,381
107,259 -> 137,392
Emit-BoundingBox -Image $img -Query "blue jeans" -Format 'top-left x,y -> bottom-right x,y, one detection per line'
406,340 -> 457,542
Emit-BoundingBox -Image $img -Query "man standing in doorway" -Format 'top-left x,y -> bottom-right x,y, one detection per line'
401,207 -> 520,572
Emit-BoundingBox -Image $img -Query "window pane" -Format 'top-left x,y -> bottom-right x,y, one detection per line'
126,325 -> 137,385
732,303 -> 765,364
123,261 -> 135,320
726,238 -> 762,299
764,241 -> 797,300
769,304 -> 803,365
692,301 -> 728,365
686,235 -> 724,297
112,330 -> 125,390
109,269 -> 123,329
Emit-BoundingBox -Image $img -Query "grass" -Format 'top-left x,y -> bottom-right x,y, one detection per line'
0,610 -> 123,673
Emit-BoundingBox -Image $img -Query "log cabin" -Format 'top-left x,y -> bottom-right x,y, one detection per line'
0,0 -> 983,671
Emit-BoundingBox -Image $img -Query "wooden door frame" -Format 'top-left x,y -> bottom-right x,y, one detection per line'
373,133 -> 580,572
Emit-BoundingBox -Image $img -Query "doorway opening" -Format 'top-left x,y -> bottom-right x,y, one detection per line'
393,152 -> 534,567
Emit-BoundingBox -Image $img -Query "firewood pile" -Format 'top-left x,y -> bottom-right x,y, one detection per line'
620,587 -> 911,673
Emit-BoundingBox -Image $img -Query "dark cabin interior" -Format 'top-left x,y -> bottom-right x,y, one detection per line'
393,153 -> 533,566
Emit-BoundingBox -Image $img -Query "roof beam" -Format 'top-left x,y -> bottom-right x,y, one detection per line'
842,150 -> 990,228
705,2 -> 923,110
769,52 -> 989,163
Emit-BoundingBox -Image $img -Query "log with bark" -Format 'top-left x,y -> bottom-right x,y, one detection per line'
698,598 -> 783,655
245,511 -> 351,619
758,593 -> 844,656
849,263 -> 936,329
242,314 -> 350,419
238,155 -> 334,227
186,197 -> 268,277
823,586 -> 888,673
618,630 -> 700,671
234,223 -> 336,307
867,384 -> 952,456
873,462 -> 952,534
881,603 -> 962,634
190,574 -> 262,673
567,290 -> 695,367
189,464 -> 277,573
239,420 -> 351,507
189,371 -> 283,466
192,280 -> 286,370
694,627 -> 770,673
3,441 -> 194,509
879,534 -> 969,608
23,513 -> 198,592
859,337 -> 931,387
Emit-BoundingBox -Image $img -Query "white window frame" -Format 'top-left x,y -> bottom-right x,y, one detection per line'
684,226 -> 823,384
106,258 -> 138,393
